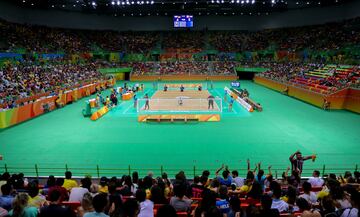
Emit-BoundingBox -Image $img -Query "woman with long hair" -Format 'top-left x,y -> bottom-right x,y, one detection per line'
8,193 -> 38,217
123,175 -> 137,195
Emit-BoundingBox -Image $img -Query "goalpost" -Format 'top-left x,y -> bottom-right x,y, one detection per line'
156,82 -> 209,91
136,97 -> 222,113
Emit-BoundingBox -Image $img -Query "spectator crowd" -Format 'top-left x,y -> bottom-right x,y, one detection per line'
0,61 -> 103,109
1,17 -> 359,54
0,154 -> 359,217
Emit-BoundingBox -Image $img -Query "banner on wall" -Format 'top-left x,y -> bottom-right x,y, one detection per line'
0,96 -> 57,129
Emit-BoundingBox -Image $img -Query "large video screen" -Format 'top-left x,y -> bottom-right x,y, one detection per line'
173,15 -> 194,28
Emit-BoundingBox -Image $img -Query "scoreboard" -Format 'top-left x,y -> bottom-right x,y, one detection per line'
231,81 -> 240,88
173,15 -> 194,28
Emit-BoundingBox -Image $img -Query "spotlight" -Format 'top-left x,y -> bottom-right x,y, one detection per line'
151,0 -> 154,4
111,1 -> 115,5
91,1 -> 96,6
117,0 -> 120,5
246,0 -> 249,3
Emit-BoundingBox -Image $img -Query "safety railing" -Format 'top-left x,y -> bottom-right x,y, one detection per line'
1,163 -> 358,180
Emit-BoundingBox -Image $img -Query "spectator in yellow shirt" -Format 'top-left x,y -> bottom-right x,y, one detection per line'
27,181 -> 47,208
98,177 -> 108,194
63,171 -> 78,191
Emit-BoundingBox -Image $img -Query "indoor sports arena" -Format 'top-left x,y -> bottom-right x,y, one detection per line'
0,0 -> 359,217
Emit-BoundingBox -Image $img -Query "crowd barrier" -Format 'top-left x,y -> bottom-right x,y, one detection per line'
0,96 -> 57,129
90,106 -> 109,121
224,87 -> 254,112
0,163 -> 358,179
254,76 -> 360,113
0,79 -> 116,129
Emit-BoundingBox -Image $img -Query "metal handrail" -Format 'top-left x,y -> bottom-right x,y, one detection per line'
1,163 -> 358,180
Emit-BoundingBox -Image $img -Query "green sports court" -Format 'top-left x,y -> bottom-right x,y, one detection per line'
1,81 -> 359,178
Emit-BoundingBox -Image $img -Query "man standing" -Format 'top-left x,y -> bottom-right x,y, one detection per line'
289,150 -> 315,175
208,95 -> 215,109
133,94 -> 138,109
228,96 -> 234,112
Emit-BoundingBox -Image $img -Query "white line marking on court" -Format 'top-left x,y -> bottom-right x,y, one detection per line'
122,104 -> 134,114
232,107 -> 238,114
213,88 -> 223,98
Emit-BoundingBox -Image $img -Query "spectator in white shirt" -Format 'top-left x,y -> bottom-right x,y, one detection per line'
299,182 -> 318,205
69,177 -> 91,202
231,170 -> 244,187
308,170 -> 324,188
136,189 -> 154,217
271,186 -> 289,212
340,191 -> 359,217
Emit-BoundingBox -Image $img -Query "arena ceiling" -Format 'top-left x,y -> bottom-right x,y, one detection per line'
6,0 -> 355,16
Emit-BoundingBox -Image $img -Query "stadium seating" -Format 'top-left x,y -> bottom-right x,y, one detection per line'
1,169 -> 359,217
